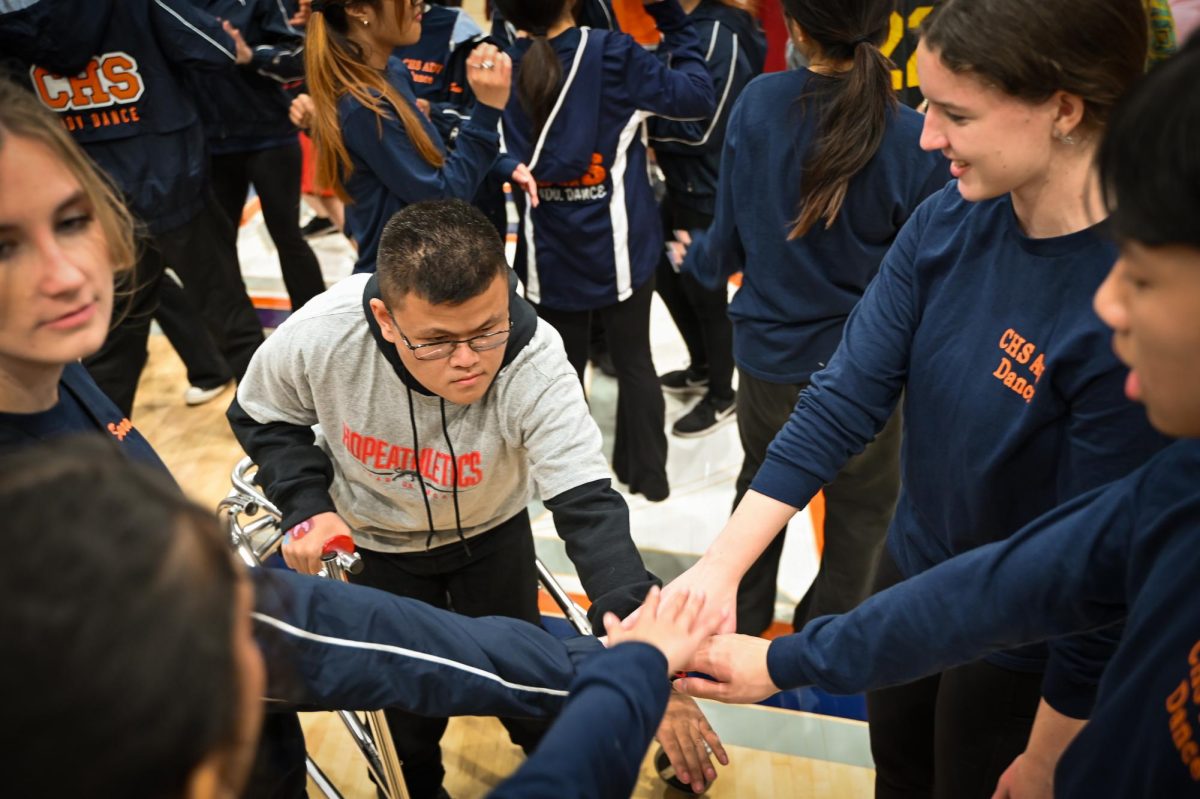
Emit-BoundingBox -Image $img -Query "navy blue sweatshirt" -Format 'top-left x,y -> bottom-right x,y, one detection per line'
0,0 -> 244,234
489,642 -> 669,798
0,364 -> 168,472
185,0 -> 306,152
502,0 -> 715,312
647,0 -> 765,221
768,439 -> 1200,798
752,184 -> 1170,715
684,68 -> 948,383
339,56 -> 502,273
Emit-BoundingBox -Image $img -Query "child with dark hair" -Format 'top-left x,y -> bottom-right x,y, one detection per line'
678,37 -> 1200,799
494,0 -> 716,503
229,198 -> 728,797
663,0 -> 1173,795
682,0 -> 946,639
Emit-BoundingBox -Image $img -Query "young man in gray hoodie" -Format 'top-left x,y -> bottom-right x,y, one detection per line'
228,199 -> 698,798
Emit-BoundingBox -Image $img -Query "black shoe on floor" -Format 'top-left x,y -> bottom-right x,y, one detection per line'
301,215 -> 338,239
672,392 -> 736,438
660,367 -> 709,396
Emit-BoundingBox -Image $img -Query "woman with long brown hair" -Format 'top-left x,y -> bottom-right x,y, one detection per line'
667,0 -> 1171,796
303,0 -> 536,273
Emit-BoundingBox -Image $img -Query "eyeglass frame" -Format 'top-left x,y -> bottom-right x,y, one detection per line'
390,314 -> 514,361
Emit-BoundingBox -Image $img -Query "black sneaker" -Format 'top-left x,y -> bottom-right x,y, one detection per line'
672,393 -> 736,438
660,367 -> 709,396
301,216 -> 338,239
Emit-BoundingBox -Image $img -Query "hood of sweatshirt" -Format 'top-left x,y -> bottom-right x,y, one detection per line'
0,0 -> 112,75
505,27 -> 605,183
691,0 -> 766,75
362,268 -> 539,397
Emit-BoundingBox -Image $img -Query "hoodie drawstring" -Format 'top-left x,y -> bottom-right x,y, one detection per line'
407,385 -> 469,555
406,384 -> 438,548
439,398 -> 469,557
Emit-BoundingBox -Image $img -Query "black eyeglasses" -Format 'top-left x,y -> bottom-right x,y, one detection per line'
394,318 -> 513,360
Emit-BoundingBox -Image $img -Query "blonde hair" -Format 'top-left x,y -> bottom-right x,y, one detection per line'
0,78 -> 136,274
306,1 -> 444,202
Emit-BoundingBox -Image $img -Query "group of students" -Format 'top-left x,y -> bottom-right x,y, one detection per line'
3,1 -> 1200,799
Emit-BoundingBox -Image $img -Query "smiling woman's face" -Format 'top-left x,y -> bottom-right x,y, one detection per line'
0,132 -> 114,375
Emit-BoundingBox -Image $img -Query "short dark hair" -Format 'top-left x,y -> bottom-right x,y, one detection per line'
922,0 -> 1147,134
376,199 -> 509,307
0,439 -> 242,798
1101,35 -> 1200,249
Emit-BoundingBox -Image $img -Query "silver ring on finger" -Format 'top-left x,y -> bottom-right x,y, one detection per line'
481,59 -> 495,69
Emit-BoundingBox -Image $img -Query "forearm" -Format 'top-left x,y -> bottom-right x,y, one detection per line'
1023,699 -> 1086,774
700,490 -> 800,579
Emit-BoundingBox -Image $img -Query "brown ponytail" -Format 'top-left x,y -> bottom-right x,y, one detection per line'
780,0 -> 895,239
517,34 -> 563,141
305,1 -> 444,203
492,0 -> 570,141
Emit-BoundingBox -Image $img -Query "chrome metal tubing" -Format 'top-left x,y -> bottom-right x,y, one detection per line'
536,559 -> 593,635
305,756 -> 344,799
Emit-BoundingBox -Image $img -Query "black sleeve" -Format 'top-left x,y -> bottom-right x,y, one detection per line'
544,478 -> 661,627
227,395 -> 337,531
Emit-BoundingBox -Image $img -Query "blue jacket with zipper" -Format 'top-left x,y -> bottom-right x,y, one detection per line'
502,0 -> 715,312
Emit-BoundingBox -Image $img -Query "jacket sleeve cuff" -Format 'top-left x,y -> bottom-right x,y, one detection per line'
466,103 -> 503,134
644,0 -> 688,31
279,487 -> 339,532
766,635 -> 808,691
749,454 -> 825,511
1041,658 -> 1098,719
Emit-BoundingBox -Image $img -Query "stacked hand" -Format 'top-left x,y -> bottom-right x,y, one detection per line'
675,634 -> 780,704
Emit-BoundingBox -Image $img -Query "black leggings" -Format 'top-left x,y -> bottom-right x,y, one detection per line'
866,550 -> 1043,799
533,278 -> 669,499
348,512 -> 548,799
211,142 -> 326,311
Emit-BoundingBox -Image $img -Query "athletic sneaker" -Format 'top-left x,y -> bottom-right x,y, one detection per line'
672,392 -> 736,438
300,216 -> 337,239
184,380 -> 233,407
659,367 -> 709,396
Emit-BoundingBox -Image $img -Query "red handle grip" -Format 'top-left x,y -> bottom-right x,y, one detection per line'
322,534 -> 356,556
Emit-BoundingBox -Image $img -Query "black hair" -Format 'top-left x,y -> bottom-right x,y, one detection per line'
376,199 -> 509,306
781,0 -> 896,238
1101,35 -> 1200,249
922,0 -> 1148,134
0,439 -> 242,798
492,0 -> 568,141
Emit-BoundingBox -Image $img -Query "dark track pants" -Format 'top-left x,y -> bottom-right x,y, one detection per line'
732,371 -> 901,634
348,511 -> 549,799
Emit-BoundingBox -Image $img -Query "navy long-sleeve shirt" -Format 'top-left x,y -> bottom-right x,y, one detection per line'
490,642 -> 669,798
340,57 -> 502,273
751,185 -> 1169,714
768,438 -> 1200,798
684,68 -> 947,384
